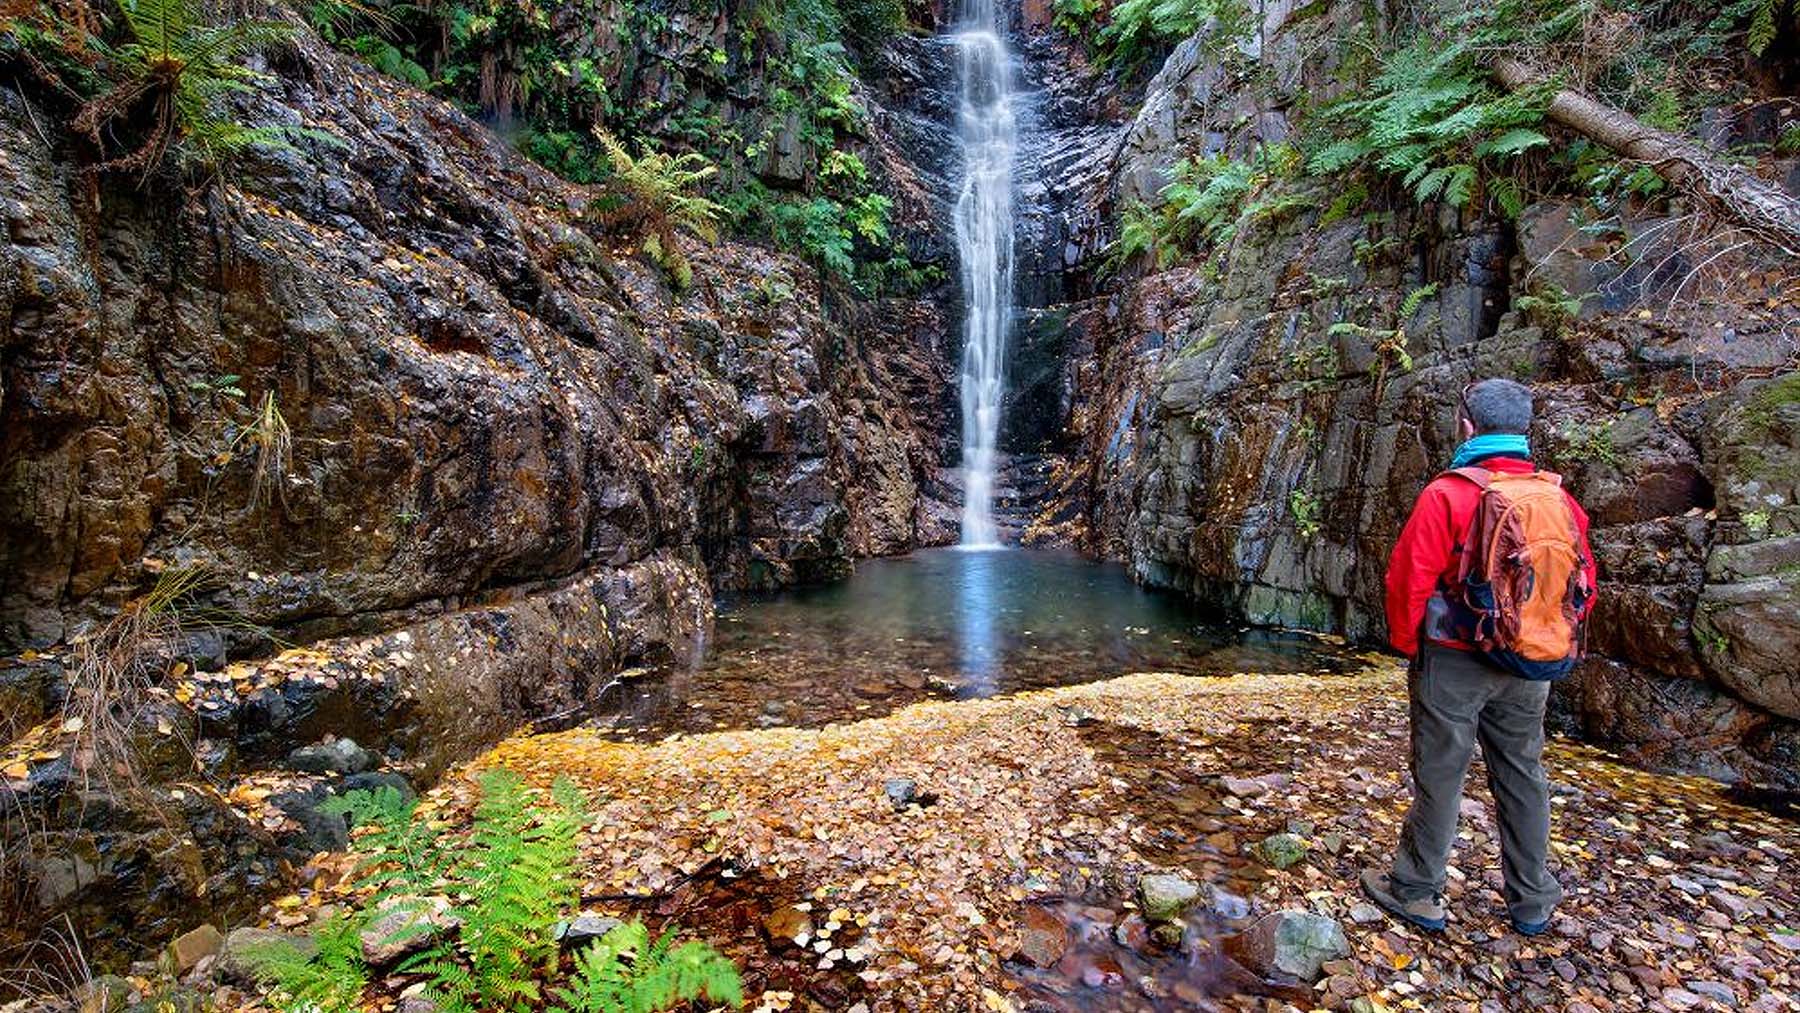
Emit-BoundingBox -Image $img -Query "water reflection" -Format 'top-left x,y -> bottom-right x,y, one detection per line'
955,546 -> 1003,693
597,548 -> 1355,738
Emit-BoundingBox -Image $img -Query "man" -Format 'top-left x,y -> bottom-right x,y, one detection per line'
1361,378 -> 1597,936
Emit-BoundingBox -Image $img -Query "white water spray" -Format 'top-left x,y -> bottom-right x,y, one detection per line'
952,0 -> 1017,548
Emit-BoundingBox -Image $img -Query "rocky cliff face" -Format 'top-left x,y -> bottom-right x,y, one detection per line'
0,23 -> 959,962
1028,4 -> 1800,788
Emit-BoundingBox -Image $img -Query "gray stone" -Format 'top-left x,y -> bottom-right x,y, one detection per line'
1209,888 -> 1251,920
556,912 -> 624,949
1137,873 -> 1201,923
884,778 -> 936,809
217,926 -> 317,985
361,896 -> 459,967
1685,980 -> 1737,1006
1255,832 -> 1309,869
1228,910 -> 1351,982
288,737 -> 375,775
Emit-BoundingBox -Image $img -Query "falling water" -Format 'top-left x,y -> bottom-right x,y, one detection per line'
952,0 -> 1017,548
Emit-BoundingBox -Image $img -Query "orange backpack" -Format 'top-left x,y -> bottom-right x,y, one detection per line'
1444,467 -> 1593,680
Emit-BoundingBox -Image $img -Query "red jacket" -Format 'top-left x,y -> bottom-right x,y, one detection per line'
1384,456 -> 1598,657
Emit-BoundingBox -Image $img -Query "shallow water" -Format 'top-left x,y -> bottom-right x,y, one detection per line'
596,548 -> 1356,738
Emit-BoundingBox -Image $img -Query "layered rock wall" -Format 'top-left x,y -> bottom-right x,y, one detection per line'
0,25 -> 957,961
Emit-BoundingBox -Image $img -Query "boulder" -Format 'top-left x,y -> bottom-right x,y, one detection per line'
1227,910 -> 1350,982
288,737 -> 375,775
1012,905 -> 1068,969
1137,873 -> 1201,923
217,926 -> 317,985
361,896 -> 459,967
167,924 -> 223,974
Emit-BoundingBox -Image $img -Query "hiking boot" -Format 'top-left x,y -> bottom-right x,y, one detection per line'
1511,916 -> 1551,937
1360,869 -> 1447,932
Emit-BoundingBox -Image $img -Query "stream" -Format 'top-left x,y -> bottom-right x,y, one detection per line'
594,548 -> 1359,739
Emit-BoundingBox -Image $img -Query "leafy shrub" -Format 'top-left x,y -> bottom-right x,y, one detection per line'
1093,0 -> 1254,70
252,770 -> 742,1013
1289,489 -> 1324,539
1305,33 -> 1549,211
407,770 -> 585,1010
1103,145 -> 1304,273
50,0 -> 302,171
246,915 -> 368,1013
591,130 -> 724,288
551,922 -> 744,1013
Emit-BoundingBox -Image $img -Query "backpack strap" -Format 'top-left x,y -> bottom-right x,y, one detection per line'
1443,466 -> 1493,488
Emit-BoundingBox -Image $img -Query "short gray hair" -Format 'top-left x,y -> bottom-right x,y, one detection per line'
1459,378 -> 1533,434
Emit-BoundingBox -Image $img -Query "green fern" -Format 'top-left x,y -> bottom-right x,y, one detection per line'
77,0 -> 300,169
406,769 -> 588,1013
319,783 -> 450,902
592,129 -> 724,289
549,921 -> 744,1013
1746,0 -> 1790,54
1305,24 -> 1550,212
245,914 -> 369,1013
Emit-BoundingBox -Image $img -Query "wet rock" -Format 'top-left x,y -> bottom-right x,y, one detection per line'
286,737 -> 374,777
1137,872 -> 1201,922
1348,902 -> 1384,925
1227,910 -> 1351,982
361,896 -> 459,967
218,926 -> 316,985
762,904 -> 815,947
1080,956 -> 1126,989
1149,921 -> 1185,949
168,924 -> 223,973
1013,905 -> 1068,968
1255,832 -> 1309,869
556,912 -> 624,948
1113,913 -> 1152,952
1209,888 -> 1251,920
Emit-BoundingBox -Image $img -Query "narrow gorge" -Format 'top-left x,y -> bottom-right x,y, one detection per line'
2,0 -> 1798,1008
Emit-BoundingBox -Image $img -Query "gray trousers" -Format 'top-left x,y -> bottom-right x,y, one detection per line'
1390,643 -> 1563,924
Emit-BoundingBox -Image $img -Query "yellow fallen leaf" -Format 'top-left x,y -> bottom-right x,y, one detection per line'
3,761 -> 30,779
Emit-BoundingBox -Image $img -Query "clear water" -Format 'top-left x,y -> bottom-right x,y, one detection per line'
952,0 -> 1018,547
597,549 -> 1356,738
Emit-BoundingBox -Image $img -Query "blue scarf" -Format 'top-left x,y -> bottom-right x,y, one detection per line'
1450,433 -> 1530,469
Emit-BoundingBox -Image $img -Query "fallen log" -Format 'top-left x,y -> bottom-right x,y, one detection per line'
1493,57 -> 1800,254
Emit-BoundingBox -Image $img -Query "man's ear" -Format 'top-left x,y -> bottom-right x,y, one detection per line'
1458,415 -> 1476,440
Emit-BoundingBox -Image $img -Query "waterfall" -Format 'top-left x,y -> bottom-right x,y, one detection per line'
952,0 -> 1017,548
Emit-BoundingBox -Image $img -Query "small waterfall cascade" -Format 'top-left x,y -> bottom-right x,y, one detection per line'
952,0 -> 1017,548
